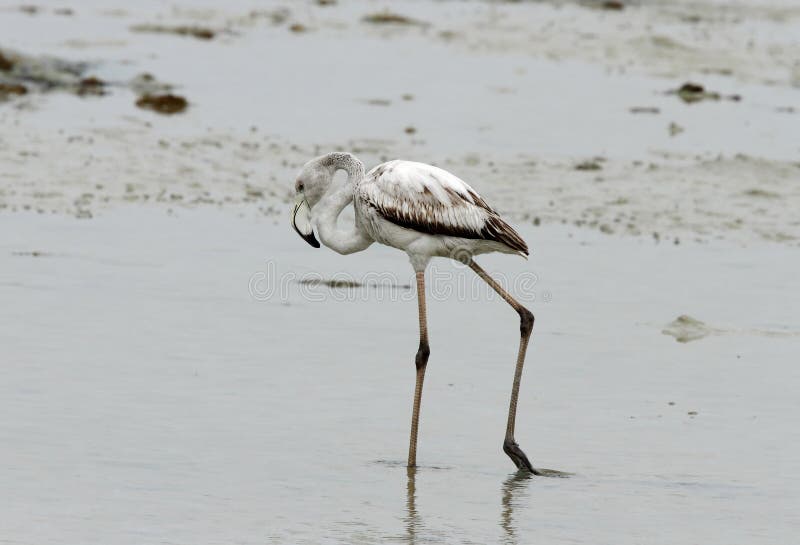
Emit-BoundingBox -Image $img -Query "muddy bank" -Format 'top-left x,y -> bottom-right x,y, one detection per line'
1,128 -> 797,246
0,0 -> 798,247
0,47 -> 94,97
0,47 -> 184,113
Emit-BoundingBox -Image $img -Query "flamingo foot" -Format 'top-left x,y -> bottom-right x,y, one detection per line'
503,438 -> 542,475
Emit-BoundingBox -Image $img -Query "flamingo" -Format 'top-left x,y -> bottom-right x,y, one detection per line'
290,152 -> 539,474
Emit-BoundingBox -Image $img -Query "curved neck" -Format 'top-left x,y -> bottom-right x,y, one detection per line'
314,153 -> 372,255
327,152 -> 365,183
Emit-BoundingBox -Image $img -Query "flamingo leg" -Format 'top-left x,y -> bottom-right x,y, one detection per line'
469,260 -> 540,475
408,270 -> 430,468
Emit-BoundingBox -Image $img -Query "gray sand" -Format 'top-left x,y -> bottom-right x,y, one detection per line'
1,0 -> 799,243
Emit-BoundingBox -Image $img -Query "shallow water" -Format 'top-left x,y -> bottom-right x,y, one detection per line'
2,209 -> 799,544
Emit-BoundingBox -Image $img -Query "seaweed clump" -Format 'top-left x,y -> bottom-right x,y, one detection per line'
0,52 -> 15,71
671,82 -> 741,104
362,11 -> 424,26
130,24 -> 216,40
575,160 -> 603,171
135,94 -> 188,114
0,83 -> 27,100
77,76 -> 106,96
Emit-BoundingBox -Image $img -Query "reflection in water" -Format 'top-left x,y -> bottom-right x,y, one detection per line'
401,465 -> 570,544
501,467 -> 572,543
404,466 -> 421,545
501,470 -> 533,544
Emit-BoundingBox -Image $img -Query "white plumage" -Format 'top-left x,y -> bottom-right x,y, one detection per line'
356,160 -> 529,266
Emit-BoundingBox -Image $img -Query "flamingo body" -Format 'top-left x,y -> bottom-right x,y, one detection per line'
355,160 -> 528,268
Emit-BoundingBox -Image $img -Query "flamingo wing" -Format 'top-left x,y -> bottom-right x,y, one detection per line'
357,160 -> 528,255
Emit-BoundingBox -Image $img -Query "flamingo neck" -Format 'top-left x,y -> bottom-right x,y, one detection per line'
327,152 -> 366,183
314,153 -> 372,255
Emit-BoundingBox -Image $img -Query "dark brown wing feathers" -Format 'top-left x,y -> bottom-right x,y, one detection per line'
366,188 -> 529,256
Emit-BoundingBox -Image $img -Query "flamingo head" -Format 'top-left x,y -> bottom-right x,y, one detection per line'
290,158 -> 332,248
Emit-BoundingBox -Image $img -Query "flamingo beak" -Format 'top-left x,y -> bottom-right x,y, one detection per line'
291,194 -> 320,248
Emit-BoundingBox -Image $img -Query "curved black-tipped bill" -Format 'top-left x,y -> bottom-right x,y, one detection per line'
291,196 -> 320,248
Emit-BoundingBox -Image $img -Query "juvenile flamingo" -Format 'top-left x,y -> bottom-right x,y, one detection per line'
291,152 -> 539,473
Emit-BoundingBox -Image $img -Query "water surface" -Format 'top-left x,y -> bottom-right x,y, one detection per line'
2,210 -> 798,543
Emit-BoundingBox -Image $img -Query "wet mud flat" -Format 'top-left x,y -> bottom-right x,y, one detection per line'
2,209 -> 799,544
0,0 -> 799,245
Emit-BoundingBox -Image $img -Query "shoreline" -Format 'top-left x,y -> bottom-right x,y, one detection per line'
2,0 -> 798,246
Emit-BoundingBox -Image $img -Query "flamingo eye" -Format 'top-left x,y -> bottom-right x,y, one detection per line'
297,181 -> 304,192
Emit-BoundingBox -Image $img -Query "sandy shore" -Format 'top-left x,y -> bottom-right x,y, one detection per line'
1,0 -> 799,244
